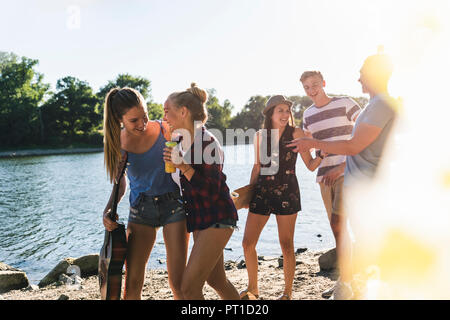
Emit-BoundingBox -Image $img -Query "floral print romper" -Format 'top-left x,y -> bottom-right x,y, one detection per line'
249,125 -> 301,215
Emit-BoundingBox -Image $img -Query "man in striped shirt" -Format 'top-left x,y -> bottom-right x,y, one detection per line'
300,71 -> 361,299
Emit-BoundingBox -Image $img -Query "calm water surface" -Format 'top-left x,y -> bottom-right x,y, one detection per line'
0,144 -> 334,284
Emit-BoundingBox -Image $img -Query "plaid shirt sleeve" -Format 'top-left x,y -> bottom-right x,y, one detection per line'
180,127 -> 238,232
184,162 -> 223,199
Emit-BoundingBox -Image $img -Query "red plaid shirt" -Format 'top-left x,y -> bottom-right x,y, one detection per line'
179,127 -> 238,233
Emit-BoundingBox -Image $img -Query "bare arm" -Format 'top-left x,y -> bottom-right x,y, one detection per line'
294,128 -> 323,171
288,123 -> 383,156
248,131 -> 262,184
102,170 -> 127,231
300,152 -> 323,171
103,174 -> 127,214
249,163 -> 260,185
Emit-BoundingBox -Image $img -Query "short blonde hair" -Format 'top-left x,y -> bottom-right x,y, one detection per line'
300,71 -> 323,83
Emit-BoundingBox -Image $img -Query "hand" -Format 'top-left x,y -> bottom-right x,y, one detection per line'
103,209 -> 118,231
322,166 -> 344,186
319,150 -> 328,158
163,146 -> 184,168
286,138 -> 315,153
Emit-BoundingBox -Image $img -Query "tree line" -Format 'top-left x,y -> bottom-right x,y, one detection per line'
0,52 -> 368,149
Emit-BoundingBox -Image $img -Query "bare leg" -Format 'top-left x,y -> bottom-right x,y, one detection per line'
163,220 -> 190,300
331,214 -> 353,282
124,222 -> 157,300
206,252 -> 240,300
181,228 -> 234,300
241,212 -> 270,297
275,213 -> 298,298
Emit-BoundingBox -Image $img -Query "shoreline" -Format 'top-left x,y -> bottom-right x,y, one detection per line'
0,141 -> 255,159
0,147 -> 103,159
0,249 -> 348,300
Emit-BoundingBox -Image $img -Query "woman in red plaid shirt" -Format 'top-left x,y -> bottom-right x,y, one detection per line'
163,83 -> 239,300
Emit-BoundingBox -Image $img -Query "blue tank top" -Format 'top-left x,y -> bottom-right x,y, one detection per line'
126,121 -> 179,207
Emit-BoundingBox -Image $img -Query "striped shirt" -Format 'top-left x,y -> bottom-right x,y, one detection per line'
302,97 -> 361,183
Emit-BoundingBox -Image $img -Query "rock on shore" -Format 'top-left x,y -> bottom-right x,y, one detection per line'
0,262 -> 29,293
38,254 -> 99,288
1,249 -> 341,300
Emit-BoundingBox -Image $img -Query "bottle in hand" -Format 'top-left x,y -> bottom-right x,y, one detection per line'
165,141 -> 178,173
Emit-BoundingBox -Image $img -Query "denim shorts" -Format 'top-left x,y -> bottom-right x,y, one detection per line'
128,192 -> 186,228
209,218 -> 238,230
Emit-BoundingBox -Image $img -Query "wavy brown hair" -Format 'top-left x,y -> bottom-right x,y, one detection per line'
263,104 -> 295,131
103,87 -> 146,183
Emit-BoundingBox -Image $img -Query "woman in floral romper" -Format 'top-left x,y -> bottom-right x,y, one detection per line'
240,95 -> 324,300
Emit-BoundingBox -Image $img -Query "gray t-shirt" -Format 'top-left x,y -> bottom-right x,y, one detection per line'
344,94 -> 397,186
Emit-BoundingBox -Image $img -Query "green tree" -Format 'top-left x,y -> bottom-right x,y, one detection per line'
229,95 -> 268,131
97,73 -> 153,114
97,73 -> 152,101
97,73 -> 163,120
205,88 -> 233,135
0,52 -> 49,148
288,95 -> 313,127
147,101 -> 164,120
41,76 -> 101,144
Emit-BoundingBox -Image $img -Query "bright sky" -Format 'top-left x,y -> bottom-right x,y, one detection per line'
1,0 -> 449,114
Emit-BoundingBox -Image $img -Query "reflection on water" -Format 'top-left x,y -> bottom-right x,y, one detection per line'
0,145 -> 333,284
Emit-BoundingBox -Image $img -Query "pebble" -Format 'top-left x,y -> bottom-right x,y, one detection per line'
237,260 -> 246,269
224,261 -> 235,270
23,285 -> 39,291
278,257 -> 284,268
59,274 -> 72,284
58,294 -> 69,300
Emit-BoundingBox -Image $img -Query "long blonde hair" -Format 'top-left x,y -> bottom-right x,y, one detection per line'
103,87 -> 146,183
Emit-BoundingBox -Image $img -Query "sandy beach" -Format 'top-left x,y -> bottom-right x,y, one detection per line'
1,250 -> 343,300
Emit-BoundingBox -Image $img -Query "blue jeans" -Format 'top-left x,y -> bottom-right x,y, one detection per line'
128,192 -> 186,228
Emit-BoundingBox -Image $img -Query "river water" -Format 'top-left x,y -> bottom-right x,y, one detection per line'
0,144 -> 334,284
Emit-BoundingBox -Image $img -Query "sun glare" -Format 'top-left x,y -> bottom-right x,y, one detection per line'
344,3 -> 450,299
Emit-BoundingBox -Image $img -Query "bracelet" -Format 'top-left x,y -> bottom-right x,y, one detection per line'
182,166 -> 193,175
315,149 -> 324,159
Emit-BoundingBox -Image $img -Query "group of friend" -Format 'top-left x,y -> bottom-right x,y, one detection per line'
101,52 -> 398,300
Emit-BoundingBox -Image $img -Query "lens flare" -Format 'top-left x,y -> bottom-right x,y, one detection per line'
345,4 -> 450,300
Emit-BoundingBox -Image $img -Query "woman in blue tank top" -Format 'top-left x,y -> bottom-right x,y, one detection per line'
102,87 -> 189,300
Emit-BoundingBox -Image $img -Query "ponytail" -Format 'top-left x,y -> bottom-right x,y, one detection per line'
103,87 -> 146,183
104,88 -> 122,183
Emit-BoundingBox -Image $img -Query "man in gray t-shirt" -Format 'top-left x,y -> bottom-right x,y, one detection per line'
288,53 -> 398,299
344,93 -> 397,186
